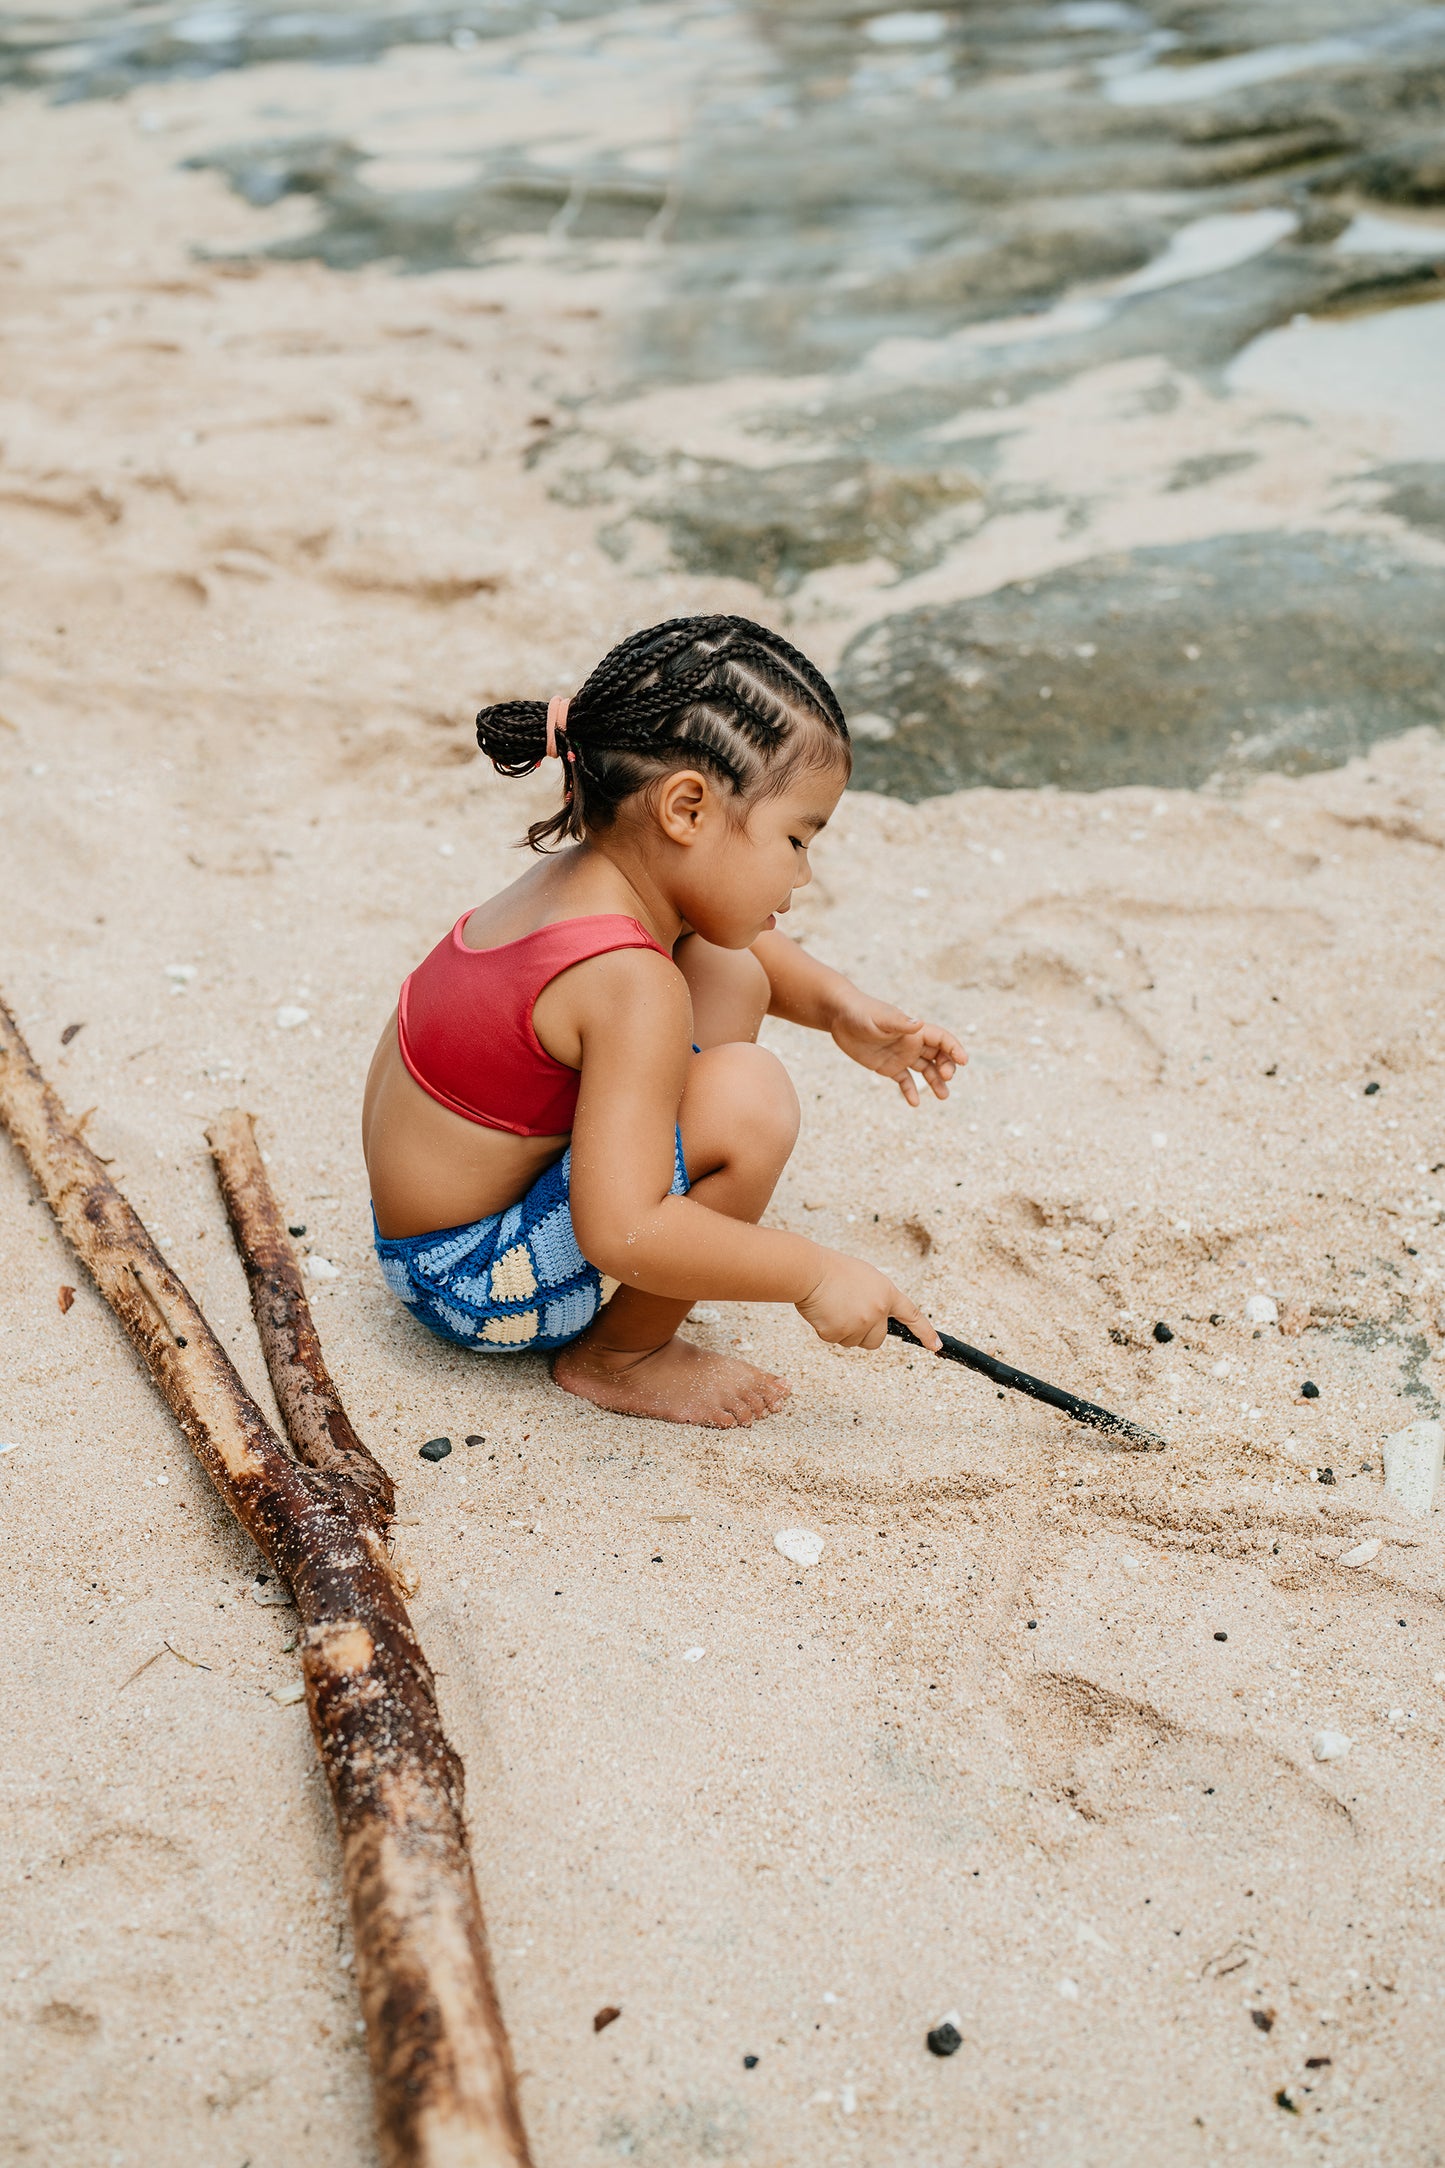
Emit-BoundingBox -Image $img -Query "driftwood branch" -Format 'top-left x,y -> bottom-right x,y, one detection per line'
0,996 -> 532,2168
206,1106 -> 394,1525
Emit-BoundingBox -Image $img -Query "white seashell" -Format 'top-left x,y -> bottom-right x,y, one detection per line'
1243,1294 -> 1278,1326
681,1646 -> 705,1663
251,1581 -> 294,1606
775,1528 -> 824,1568
1312,1730 -> 1351,1762
1383,1420 -> 1444,1518
275,1005 -> 310,1030
271,1679 -> 306,1706
1339,1538 -> 1380,1567
304,1255 -> 340,1282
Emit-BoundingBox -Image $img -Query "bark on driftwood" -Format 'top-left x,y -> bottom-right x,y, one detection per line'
207,1105 -> 394,1525
0,996 -> 532,2168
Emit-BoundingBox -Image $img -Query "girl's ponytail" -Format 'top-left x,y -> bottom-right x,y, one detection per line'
474,697 -> 551,777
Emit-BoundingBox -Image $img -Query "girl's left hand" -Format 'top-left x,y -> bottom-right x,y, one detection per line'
830,996 -> 968,1106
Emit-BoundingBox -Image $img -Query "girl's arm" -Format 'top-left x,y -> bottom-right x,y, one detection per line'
564,948 -> 937,1347
752,929 -> 967,1107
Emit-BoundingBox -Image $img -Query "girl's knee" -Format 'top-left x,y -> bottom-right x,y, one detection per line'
687,1042 -> 799,1159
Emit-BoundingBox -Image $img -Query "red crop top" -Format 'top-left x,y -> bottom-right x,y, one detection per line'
396,911 -> 669,1137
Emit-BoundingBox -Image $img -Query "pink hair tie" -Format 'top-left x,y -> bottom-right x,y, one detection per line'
545,693 -> 571,761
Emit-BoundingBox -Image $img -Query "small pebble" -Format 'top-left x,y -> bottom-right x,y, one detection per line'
593,2006 -> 621,2033
60,1021 -> 84,1045
1243,1294 -> 1278,1327
775,1528 -> 824,1568
465,1433 -> 485,1447
251,1582 -> 294,1607
304,1255 -> 340,1282
681,1646 -> 705,1663
1317,1467 -> 1335,1485
1152,1321 -> 1174,1344
288,1223 -> 306,1238
1340,1538 -> 1380,1567
276,1005 -> 309,1030
1363,1080 -> 1380,1096
743,2054 -> 759,2069
58,1285 -> 76,1314
1213,1631 -> 1228,1642
1300,1380 -> 1319,1399
419,1436 -> 452,1463
926,2021 -> 963,2058
271,1679 -> 306,1706
1313,1730 -> 1352,1762
1250,2008 -> 1274,2033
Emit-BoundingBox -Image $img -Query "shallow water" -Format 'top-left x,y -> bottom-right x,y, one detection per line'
6,0 -> 1445,791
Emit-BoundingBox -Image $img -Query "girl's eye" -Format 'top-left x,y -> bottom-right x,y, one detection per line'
789,836 -> 806,851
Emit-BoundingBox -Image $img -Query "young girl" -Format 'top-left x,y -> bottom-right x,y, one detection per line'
362,615 -> 964,1428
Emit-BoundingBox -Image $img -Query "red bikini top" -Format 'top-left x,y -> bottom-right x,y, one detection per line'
397,910 -> 669,1137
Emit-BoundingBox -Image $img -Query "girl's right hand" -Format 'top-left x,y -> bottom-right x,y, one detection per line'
796,1251 -> 942,1352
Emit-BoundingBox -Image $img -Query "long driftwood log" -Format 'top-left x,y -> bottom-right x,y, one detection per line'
0,997 -> 532,2168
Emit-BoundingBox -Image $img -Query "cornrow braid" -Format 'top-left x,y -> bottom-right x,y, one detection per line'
475,615 -> 851,851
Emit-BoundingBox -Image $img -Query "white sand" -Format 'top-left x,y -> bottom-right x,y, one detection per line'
3,81 -> 1445,2168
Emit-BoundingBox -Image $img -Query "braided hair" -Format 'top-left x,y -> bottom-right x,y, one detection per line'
475,615 -> 851,852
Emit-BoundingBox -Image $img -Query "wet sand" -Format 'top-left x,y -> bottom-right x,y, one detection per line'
3,28 -> 1445,2168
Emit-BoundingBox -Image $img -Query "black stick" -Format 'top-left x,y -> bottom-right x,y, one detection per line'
887,1316 -> 1165,1450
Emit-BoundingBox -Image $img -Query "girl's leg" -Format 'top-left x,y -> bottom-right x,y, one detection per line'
552,1040 -> 800,1427
674,934 -> 770,1049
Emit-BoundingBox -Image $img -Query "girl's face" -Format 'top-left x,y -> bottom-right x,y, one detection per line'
665,753 -> 849,949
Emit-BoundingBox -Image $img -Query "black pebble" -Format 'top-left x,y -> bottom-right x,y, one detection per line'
651,1553 -> 663,1564
1317,1467 -> 1335,1485
1250,2009 -> 1274,2034
927,2022 -> 963,2058
1209,1312 -> 1224,1326
1363,1081 -> 1380,1096
289,1224 -> 306,1237
1027,1619 -> 1037,1630
1300,1381 -> 1319,1399
419,1436 -> 452,1462
743,2055 -> 759,2070
1153,1322 -> 1174,1344
465,1433 -> 485,1447
175,1335 -> 187,1348
1214,1631 -> 1228,1642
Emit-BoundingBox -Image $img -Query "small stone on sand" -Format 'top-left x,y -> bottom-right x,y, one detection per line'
1243,1294 -> 1278,1326
303,1255 -> 339,1282
275,1005 -> 309,1029
926,2021 -> 963,2057
1152,1321 -> 1174,1343
1340,1538 -> 1380,1567
419,1436 -> 452,1462
1313,1730 -> 1352,1762
775,1528 -> 824,1567
1301,1380 -> 1319,1399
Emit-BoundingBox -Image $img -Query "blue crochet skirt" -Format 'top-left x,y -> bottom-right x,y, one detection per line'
372,1134 -> 689,1354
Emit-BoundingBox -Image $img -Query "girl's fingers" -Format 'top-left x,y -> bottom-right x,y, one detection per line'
889,1289 -> 941,1352
897,1069 -> 921,1107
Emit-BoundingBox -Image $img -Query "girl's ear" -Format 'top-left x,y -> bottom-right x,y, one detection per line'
654,768 -> 711,844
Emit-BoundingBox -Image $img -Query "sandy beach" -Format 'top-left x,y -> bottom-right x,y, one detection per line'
3,18 -> 1445,2166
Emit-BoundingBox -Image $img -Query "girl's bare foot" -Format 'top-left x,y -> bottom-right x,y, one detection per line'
552,1334 -> 790,1427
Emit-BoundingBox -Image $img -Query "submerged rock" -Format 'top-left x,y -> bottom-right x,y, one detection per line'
837,530 -> 1445,796
604,454 -> 985,591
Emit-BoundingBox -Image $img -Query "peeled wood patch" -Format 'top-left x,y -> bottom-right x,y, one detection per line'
308,1620 -> 376,1676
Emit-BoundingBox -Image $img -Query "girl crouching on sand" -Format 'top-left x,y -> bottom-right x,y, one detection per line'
362,615 -> 963,1428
